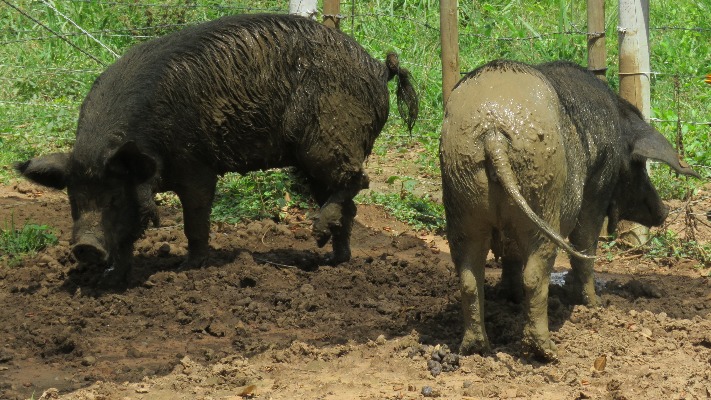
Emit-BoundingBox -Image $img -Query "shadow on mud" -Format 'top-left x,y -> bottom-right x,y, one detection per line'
58,246 -> 332,295
58,249 -> 232,294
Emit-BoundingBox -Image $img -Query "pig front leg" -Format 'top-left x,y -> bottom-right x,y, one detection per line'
314,199 -> 356,264
565,217 -> 604,307
100,241 -> 134,287
175,174 -> 217,267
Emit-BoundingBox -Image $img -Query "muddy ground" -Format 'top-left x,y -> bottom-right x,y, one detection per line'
0,170 -> 710,400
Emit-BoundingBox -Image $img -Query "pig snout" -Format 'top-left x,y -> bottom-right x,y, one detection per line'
651,198 -> 669,226
642,199 -> 669,227
72,234 -> 108,264
659,202 -> 670,221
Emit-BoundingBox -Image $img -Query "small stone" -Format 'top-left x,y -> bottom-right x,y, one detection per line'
421,386 -> 435,397
0,350 -> 14,363
300,283 -> 315,295
376,334 -> 387,345
427,360 -> 442,377
437,347 -> 449,360
81,356 -> 96,366
157,243 -> 171,257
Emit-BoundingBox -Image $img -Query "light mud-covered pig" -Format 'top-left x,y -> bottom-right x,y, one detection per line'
439,59 -> 699,360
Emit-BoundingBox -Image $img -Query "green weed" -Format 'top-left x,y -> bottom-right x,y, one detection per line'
644,229 -> 711,268
0,217 -> 59,266
600,237 -> 619,262
649,164 -> 699,201
357,175 -> 445,232
211,169 -> 314,224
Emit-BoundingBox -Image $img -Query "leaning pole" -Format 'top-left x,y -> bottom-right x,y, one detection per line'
618,0 -> 652,246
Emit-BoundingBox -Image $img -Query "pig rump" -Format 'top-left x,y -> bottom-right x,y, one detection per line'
440,59 -> 697,360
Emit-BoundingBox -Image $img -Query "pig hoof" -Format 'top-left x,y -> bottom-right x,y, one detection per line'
459,334 -> 490,356
181,255 -> 208,269
523,336 -> 558,362
583,294 -> 602,308
325,250 -> 351,265
562,283 -> 601,307
312,230 -> 332,248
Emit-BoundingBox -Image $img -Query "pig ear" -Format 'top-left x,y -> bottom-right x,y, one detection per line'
632,130 -> 701,178
105,141 -> 157,183
14,153 -> 71,190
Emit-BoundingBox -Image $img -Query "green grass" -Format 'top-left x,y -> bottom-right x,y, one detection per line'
356,175 -> 445,232
649,164 -> 700,201
360,190 -> 445,232
1,0 -> 708,242
0,217 -> 59,266
645,229 -> 711,268
212,169 -> 314,224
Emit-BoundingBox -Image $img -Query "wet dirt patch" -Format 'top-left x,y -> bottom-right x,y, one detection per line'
0,183 -> 709,400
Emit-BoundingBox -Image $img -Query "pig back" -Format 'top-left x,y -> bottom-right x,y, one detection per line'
75,14 -> 391,176
440,60 -> 568,220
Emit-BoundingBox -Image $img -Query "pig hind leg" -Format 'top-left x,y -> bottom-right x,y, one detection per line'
448,225 -> 491,355
520,236 -> 559,361
310,176 -> 364,264
443,186 -> 492,354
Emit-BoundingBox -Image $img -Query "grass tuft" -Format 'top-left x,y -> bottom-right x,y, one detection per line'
0,216 -> 59,266
211,169 -> 314,224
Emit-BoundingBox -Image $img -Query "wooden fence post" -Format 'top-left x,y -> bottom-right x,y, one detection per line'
289,0 -> 317,19
587,0 -> 606,81
323,0 -> 341,29
619,0 -> 651,117
440,0 -> 459,108
618,0 -> 651,246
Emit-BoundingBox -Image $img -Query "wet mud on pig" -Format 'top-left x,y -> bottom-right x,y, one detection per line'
15,13 -> 419,286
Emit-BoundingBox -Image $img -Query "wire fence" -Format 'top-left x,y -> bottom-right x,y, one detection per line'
1,1 -> 708,171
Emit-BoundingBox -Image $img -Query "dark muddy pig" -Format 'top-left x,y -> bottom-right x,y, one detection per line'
15,14 -> 418,285
439,60 -> 698,360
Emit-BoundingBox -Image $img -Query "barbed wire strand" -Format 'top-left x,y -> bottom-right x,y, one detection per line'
62,0 -> 286,12
0,64 -> 100,74
0,0 -> 107,67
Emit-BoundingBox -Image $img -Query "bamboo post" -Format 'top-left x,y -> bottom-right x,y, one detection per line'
440,0 -> 459,108
587,0 -> 606,81
618,0 -> 651,246
323,0 -> 341,29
